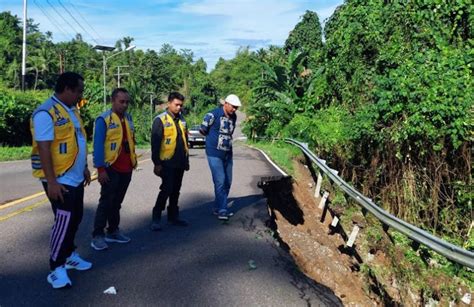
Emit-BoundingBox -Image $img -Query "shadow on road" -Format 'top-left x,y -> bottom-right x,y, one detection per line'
1,185 -> 341,306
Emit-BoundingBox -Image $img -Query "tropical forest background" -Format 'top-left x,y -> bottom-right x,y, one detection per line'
0,0 -> 472,290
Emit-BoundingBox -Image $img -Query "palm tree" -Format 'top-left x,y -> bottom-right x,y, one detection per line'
6,59 -> 20,89
248,49 -> 319,137
122,36 -> 134,49
27,52 -> 47,90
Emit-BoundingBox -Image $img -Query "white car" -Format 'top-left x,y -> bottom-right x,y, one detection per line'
188,125 -> 206,148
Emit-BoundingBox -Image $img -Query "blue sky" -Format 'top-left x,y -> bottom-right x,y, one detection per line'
2,0 -> 343,70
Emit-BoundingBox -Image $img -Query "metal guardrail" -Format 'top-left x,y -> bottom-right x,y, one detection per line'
285,138 -> 474,269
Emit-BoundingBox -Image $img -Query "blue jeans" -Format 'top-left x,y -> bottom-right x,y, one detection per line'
207,155 -> 233,214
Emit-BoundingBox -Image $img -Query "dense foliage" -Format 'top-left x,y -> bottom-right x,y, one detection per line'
284,10 -> 323,69
210,47 -> 262,108
245,4 -> 472,245
0,86 -> 48,146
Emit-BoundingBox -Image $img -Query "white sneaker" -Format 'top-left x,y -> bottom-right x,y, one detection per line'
65,252 -> 92,271
47,265 -> 72,289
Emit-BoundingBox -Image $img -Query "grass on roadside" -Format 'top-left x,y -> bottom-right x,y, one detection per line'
0,143 -> 151,162
0,146 -> 31,161
246,140 -> 301,176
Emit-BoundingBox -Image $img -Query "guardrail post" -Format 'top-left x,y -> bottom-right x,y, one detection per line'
314,172 -> 322,197
318,191 -> 330,222
284,138 -> 474,269
347,225 -> 360,247
318,191 -> 329,210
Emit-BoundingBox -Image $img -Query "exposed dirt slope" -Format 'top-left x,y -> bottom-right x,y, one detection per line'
260,163 -> 378,306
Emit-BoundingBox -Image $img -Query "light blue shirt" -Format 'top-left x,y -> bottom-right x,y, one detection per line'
33,96 -> 87,187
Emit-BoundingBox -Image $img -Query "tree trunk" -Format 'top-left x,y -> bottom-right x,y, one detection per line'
34,68 -> 38,90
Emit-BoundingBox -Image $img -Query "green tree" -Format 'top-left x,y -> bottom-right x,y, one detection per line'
284,10 -> 323,69
245,1 -> 473,243
210,47 -> 261,106
0,12 -> 22,88
246,49 -> 321,137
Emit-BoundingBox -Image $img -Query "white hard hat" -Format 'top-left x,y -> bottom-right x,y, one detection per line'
225,94 -> 241,107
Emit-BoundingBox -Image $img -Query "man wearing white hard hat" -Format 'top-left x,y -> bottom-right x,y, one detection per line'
200,94 -> 241,220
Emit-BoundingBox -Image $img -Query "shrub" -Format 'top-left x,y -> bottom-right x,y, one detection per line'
0,87 -> 49,146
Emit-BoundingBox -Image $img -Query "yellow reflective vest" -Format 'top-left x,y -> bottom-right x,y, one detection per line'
96,110 -> 137,168
157,111 -> 188,160
30,97 -> 87,179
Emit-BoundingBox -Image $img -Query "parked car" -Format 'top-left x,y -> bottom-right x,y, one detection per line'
188,125 -> 206,148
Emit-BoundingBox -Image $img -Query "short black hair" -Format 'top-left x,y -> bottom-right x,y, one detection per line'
111,88 -> 129,100
55,72 -> 84,93
168,91 -> 185,102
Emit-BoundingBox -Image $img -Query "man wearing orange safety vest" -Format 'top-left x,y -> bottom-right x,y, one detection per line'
150,92 -> 189,231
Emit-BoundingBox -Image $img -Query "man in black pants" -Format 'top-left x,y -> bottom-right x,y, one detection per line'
151,92 -> 189,231
91,88 -> 137,250
31,72 -> 92,289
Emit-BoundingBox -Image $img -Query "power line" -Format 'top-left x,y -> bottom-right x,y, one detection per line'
56,0 -> 100,45
45,0 -> 82,40
33,0 -> 72,41
65,0 -> 105,43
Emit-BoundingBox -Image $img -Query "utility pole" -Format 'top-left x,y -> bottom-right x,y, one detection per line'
59,52 -> 64,74
102,51 -> 106,108
148,92 -> 154,130
21,0 -> 27,91
115,65 -> 130,87
93,45 -> 135,111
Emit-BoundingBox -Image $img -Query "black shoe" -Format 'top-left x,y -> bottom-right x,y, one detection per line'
168,219 -> 188,227
150,221 -> 162,231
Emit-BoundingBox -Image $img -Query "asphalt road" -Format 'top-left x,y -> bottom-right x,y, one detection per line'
0,114 -> 341,306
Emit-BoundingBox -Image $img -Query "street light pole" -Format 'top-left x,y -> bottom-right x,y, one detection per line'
118,65 -> 121,87
102,52 -> 107,107
94,45 -> 136,111
21,0 -> 27,91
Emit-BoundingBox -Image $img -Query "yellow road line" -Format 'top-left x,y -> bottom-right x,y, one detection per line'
0,156 -> 151,220
0,199 -> 49,221
0,191 -> 46,210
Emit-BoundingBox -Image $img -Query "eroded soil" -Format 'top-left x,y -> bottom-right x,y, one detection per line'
260,162 -> 379,306
259,158 -> 472,306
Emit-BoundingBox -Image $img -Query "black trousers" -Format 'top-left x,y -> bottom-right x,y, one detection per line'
92,168 -> 132,237
42,181 -> 84,270
152,167 -> 185,222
